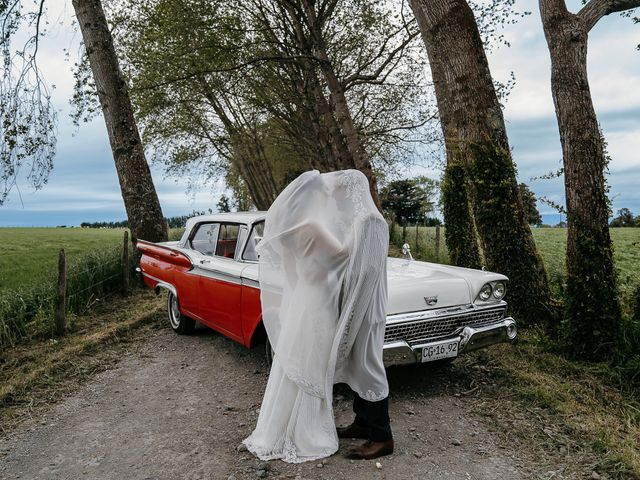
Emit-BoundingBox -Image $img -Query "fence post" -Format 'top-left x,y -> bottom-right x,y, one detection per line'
435,225 -> 441,262
122,231 -> 130,295
55,249 -> 66,335
415,223 -> 419,251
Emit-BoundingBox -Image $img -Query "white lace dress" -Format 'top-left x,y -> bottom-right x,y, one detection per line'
242,170 -> 389,463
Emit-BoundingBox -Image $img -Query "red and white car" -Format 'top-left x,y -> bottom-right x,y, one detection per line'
137,212 -> 517,366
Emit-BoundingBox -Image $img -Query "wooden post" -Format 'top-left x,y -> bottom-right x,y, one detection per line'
55,249 -> 67,335
435,225 -> 441,262
415,222 -> 419,251
122,231 -> 130,294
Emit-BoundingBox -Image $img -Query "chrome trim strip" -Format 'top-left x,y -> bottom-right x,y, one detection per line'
141,272 -> 177,297
241,278 -> 260,289
188,266 -> 243,285
385,301 -> 507,326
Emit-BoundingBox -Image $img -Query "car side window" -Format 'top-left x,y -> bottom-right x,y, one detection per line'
215,223 -> 240,259
190,223 -> 219,256
243,221 -> 265,262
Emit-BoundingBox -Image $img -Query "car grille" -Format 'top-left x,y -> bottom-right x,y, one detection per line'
384,306 -> 507,345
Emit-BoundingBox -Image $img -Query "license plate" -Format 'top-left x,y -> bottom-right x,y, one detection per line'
422,339 -> 459,362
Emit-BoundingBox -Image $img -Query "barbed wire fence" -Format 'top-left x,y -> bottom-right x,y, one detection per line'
0,232 -> 136,349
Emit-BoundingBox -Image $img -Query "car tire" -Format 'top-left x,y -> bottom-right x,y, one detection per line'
167,291 -> 195,334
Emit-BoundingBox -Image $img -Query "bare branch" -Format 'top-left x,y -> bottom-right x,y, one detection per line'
579,0 -> 640,31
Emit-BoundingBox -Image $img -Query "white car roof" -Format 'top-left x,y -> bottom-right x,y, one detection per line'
185,211 -> 267,229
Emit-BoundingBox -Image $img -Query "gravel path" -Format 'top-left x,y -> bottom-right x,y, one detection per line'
0,325 -> 525,480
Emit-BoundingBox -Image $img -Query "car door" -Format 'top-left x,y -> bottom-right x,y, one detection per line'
173,222 -> 220,319
195,223 -> 245,342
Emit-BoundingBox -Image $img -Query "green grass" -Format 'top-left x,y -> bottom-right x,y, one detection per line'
0,228 -> 130,290
396,225 -> 640,289
530,228 -> 640,287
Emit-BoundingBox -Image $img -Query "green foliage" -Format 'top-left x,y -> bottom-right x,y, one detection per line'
380,176 -> 438,226
518,183 -> 542,226
217,195 -> 231,213
610,208 -> 639,228
466,141 -> 551,322
102,0 -> 437,206
440,161 -> 481,269
564,222 -> 621,361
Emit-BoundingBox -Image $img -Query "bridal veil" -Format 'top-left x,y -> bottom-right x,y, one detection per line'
243,169 -> 389,463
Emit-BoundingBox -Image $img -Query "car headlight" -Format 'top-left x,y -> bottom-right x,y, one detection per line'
493,281 -> 506,299
479,283 -> 492,301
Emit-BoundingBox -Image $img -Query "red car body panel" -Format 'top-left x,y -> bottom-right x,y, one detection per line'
137,239 -> 263,348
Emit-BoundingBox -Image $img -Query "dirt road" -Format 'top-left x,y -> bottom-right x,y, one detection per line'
0,324 -> 527,480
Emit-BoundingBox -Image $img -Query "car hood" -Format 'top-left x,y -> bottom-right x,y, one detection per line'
241,257 -> 508,315
386,257 -> 506,314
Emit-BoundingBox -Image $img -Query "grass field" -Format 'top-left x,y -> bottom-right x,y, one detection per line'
1,226 -> 638,291
398,225 -> 640,285
0,228 -> 130,290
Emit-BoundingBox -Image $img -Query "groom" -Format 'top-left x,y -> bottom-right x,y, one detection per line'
338,390 -> 394,459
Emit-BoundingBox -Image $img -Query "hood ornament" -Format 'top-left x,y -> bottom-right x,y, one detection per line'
401,243 -> 414,261
424,295 -> 438,306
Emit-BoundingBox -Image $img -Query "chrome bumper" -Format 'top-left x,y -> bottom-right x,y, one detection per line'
382,317 -> 517,366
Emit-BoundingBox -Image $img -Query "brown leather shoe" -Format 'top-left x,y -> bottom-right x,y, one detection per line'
345,439 -> 394,460
336,421 -> 369,439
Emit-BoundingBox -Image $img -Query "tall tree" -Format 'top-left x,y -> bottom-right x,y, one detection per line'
538,0 -> 639,359
72,0 -> 167,244
409,0 -> 552,321
518,183 -> 543,226
610,208 -> 637,228
107,0 -> 435,210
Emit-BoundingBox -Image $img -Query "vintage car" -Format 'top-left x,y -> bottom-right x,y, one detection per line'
136,212 -> 517,366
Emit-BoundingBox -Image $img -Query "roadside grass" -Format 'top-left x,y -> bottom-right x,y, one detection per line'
465,338 -> 640,479
0,290 -> 164,436
0,245 -> 132,349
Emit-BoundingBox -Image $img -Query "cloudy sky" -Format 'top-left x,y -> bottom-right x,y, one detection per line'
0,0 -> 638,227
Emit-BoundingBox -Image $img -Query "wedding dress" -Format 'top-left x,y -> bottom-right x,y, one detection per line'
242,169 -> 389,463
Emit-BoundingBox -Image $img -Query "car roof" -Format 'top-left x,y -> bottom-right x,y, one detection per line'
185,211 -> 267,229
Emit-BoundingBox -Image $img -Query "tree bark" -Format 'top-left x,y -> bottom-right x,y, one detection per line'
539,0 -> 632,358
410,0 -> 551,321
72,0 -> 167,244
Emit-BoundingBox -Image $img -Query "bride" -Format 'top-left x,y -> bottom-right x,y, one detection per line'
242,169 -> 392,463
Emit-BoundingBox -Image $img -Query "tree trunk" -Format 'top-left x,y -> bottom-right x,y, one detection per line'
539,0 -> 622,359
441,161 -> 481,268
296,0 -> 382,211
72,0 -> 167,244
201,87 -> 279,210
410,0 -> 551,321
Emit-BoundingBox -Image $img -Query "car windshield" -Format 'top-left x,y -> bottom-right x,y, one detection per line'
243,221 -> 265,262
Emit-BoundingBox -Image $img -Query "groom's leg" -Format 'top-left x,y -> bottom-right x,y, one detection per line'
353,393 -> 369,428
362,396 -> 392,442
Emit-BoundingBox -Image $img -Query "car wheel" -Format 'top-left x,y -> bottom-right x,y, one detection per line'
265,337 -> 274,367
167,292 -> 195,334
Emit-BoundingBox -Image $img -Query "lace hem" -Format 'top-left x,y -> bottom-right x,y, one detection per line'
242,437 -> 337,464
358,388 -> 389,402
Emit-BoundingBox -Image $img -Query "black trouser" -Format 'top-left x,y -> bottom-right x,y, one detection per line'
353,394 -> 392,442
